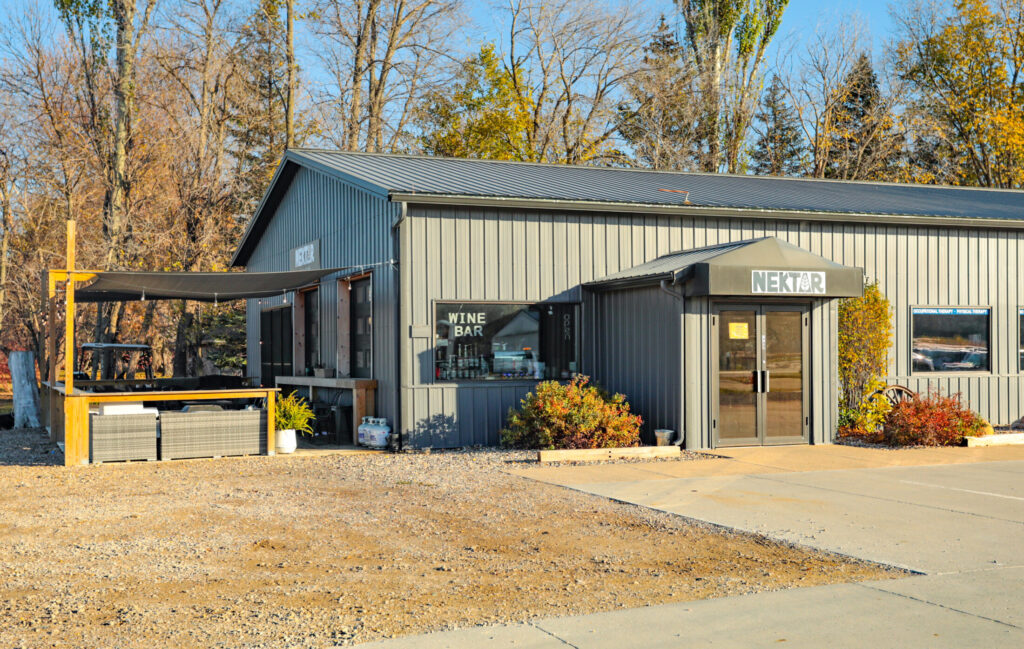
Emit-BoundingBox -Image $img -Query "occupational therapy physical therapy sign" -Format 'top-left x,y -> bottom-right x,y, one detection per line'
751,270 -> 826,295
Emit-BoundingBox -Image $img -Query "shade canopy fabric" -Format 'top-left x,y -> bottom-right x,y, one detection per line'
585,237 -> 864,298
75,268 -> 343,303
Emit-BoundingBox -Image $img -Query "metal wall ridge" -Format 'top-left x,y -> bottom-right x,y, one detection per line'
391,193 -> 1024,230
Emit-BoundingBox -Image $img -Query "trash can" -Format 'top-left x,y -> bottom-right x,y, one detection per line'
654,429 -> 674,446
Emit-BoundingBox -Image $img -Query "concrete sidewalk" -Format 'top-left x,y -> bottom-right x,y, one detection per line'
362,446 -> 1024,648
361,572 -> 1024,648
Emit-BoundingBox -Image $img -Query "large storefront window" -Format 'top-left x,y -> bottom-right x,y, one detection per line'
435,302 -> 578,381
911,307 -> 990,373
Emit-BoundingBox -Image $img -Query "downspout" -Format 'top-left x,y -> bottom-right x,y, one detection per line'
390,201 -> 407,450
659,278 -> 686,446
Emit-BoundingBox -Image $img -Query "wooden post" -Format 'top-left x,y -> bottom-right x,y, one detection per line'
266,389 -> 276,455
65,220 -> 76,395
63,220 -> 84,464
63,393 -> 90,466
352,387 -> 376,446
47,275 -> 57,440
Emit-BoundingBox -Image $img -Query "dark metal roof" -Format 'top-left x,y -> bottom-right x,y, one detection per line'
586,237 -> 864,297
292,149 -> 1024,220
231,149 -> 1024,266
586,239 -> 760,286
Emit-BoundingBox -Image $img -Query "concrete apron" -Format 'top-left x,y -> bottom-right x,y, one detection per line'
362,446 -> 1024,648
512,445 -> 1024,574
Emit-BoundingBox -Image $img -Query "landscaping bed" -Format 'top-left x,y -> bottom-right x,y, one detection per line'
0,428 -> 905,648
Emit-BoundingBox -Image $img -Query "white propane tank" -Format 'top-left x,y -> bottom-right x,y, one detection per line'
357,416 -> 374,446
366,417 -> 391,449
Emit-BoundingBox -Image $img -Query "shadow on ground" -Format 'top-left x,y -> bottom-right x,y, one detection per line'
0,428 -> 63,466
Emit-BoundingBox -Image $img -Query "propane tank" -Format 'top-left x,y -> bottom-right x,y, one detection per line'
357,416 -> 374,446
372,418 -> 391,449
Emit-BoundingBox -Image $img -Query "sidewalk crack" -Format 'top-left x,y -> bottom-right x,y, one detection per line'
859,583 -> 1022,629
531,622 -> 582,648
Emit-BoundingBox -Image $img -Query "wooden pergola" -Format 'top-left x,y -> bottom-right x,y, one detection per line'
41,220 -> 335,466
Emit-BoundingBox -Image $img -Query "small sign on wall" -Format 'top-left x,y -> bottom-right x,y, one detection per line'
728,322 -> 749,339
290,240 -> 320,270
751,269 -> 826,295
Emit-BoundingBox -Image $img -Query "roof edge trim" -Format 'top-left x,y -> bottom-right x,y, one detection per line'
231,150 -> 392,267
392,193 -> 1024,230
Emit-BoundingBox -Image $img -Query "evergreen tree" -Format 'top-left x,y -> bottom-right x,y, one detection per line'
229,0 -> 289,212
825,53 -> 902,181
416,44 -> 534,161
750,75 -> 804,176
617,16 -> 701,171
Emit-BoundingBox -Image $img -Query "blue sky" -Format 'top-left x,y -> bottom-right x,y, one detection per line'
464,0 -> 896,55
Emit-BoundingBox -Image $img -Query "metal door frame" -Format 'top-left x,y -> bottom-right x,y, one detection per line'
711,301 -> 810,447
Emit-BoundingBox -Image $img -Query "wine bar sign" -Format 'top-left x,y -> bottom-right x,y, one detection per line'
751,269 -> 826,295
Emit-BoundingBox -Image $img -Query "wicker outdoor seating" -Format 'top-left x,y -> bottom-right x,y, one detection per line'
159,409 -> 267,460
89,413 -> 158,463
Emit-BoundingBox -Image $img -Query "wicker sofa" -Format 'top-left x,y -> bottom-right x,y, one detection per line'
89,413 -> 159,463
159,409 -> 267,460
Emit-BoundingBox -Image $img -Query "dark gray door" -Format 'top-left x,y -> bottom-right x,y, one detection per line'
260,305 -> 293,388
350,277 -> 372,378
713,304 -> 809,447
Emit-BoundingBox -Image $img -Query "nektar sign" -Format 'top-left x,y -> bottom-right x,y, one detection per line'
751,270 -> 826,295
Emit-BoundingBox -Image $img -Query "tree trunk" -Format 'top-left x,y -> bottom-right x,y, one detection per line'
106,0 -> 137,270
285,0 -> 295,149
172,304 -> 195,377
11,350 -> 41,429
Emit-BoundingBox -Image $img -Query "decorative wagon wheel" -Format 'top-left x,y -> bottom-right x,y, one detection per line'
869,384 -> 918,408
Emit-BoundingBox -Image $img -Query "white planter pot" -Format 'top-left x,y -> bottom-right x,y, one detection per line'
276,428 -> 297,454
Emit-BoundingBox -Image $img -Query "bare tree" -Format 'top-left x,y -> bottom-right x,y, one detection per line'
310,0 -> 463,152
777,17 -> 867,178
499,0 -> 649,164
676,0 -> 788,173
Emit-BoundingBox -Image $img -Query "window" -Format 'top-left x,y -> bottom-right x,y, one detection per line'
434,302 -> 578,381
911,307 -> 990,373
1020,309 -> 1024,371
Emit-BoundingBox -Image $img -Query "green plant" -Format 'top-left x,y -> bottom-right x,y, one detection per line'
500,375 -> 643,450
275,392 -> 315,436
837,378 -> 893,443
882,389 -> 985,447
838,282 -> 894,413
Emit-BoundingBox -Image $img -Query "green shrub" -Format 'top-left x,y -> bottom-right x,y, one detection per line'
882,389 -> 984,447
500,375 -> 642,450
276,392 -> 315,436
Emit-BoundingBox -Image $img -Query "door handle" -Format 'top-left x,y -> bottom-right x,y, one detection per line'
752,370 -> 761,393
763,370 -> 770,392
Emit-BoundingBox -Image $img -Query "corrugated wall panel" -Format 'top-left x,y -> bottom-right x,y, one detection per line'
244,166 -> 400,427
582,286 -> 683,444
398,204 -> 1024,448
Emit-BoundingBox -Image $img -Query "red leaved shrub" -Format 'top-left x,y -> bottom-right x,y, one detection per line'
500,375 -> 642,450
882,389 -> 985,447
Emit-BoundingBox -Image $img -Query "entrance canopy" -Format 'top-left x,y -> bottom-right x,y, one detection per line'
585,237 -> 864,298
74,268 -> 342,303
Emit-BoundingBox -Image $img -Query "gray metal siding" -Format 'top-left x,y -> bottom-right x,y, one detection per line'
244,166 -> 400,426
583,285 -> 683,444
400,205 -> 1024,448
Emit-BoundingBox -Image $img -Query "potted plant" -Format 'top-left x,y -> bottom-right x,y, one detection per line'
275,392 -> 315,454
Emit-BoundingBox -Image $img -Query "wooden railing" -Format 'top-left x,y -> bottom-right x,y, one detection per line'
42,382 -> 278,466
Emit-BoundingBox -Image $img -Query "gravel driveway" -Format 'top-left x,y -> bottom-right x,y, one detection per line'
0,429 -> 904,647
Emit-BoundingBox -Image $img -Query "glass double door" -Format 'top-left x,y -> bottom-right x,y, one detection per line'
714,304 -> 808,447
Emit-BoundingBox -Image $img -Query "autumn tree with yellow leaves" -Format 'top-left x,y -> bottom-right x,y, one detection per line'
895,0 -> 1024,188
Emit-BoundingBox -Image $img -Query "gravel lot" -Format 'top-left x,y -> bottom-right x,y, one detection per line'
0,428 -> 905,648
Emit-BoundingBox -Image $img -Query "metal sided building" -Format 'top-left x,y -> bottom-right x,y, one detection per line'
231,150 -> 1024,450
